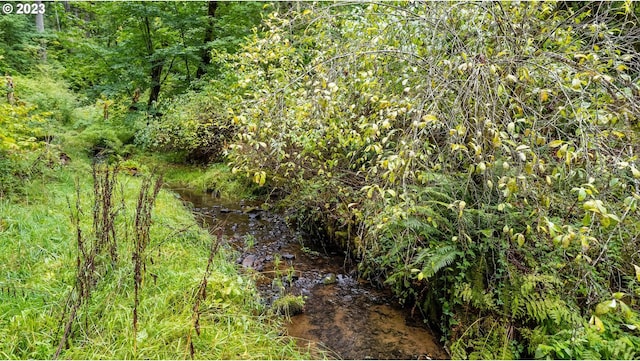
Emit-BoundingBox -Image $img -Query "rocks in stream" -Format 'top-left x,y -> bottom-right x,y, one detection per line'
240,254 -> 265,271
241,255 -> 257,269
322,273 -> 337,285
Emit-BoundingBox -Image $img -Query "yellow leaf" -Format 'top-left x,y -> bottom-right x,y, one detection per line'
548,140 -> 564,148
634,264 -> 640,282
259,171 -> 266,187
612,131 -> 625,139
367,187 -> 374,199
254,171 -> 266,186
624,0 -> 632,14
593,315 -> 605,333
595,301 -> 611,315
422,114 -> 437,122
539,89 -> 549,102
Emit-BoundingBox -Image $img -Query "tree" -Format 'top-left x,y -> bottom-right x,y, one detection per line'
0,14 -> 40,72
196,1 -> 218,79
34,0 -> 46,61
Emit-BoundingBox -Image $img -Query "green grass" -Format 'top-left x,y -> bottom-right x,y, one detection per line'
135,153 -> 257,200
0,162 -> 310,359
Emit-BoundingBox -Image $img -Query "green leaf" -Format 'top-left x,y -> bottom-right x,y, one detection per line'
479,229 -> 494,238
535,345 -> 553,359
578,188 -> 586,201
421,114 -> 437,122
583,199 -> 606,214
620,301 -> 633,320
595,301 -> 610,315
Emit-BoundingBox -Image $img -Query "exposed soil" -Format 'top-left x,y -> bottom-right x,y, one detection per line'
175,188 -> 448,360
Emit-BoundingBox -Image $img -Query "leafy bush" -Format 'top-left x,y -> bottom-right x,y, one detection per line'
224,2 -> 640,358
77,124 -> 123,157
138,81 -> 239,163
15,76 -> 78,124
0,15 -> 40,73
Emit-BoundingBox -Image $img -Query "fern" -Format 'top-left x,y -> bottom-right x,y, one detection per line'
413,244 -> 462,280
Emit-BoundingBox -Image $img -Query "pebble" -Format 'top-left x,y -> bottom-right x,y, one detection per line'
242,255 -> 256,268
322,273 -> 337,285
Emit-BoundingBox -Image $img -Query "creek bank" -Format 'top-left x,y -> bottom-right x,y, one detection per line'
174,188 -> 448,360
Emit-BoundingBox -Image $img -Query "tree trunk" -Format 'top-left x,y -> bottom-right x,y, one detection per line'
141,13 -> 163,109
35,1 -> 44,32
35,0 -> 46,60
196,1 -> 218,79
148,59 -> 163,108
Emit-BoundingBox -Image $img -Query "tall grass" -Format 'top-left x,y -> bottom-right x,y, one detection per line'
0,161 -> 310,359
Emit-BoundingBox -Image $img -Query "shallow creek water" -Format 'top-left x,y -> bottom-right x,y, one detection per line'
174,189 -> 448,360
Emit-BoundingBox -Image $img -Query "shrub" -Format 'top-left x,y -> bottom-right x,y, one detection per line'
15,76 -> 77,124
137,76 -> 240,164
225,3 -> 640,358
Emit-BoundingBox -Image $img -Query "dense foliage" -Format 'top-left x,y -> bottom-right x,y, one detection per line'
3,1 -> 640,359
208,2 -> 640,358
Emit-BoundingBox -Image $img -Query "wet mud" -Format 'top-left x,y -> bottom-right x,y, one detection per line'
174,189 -> 448,360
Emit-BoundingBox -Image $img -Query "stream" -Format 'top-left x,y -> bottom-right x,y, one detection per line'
175,189 -> 448,360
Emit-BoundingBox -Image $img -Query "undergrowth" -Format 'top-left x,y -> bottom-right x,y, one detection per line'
221,2 -> 640,359
0,73 -> 310,359
0,161 -> 309,359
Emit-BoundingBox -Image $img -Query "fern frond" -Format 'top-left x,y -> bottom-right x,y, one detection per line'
413,244 -> 462,280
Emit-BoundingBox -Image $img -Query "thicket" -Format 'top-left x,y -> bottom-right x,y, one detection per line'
168,2 -> 640,358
